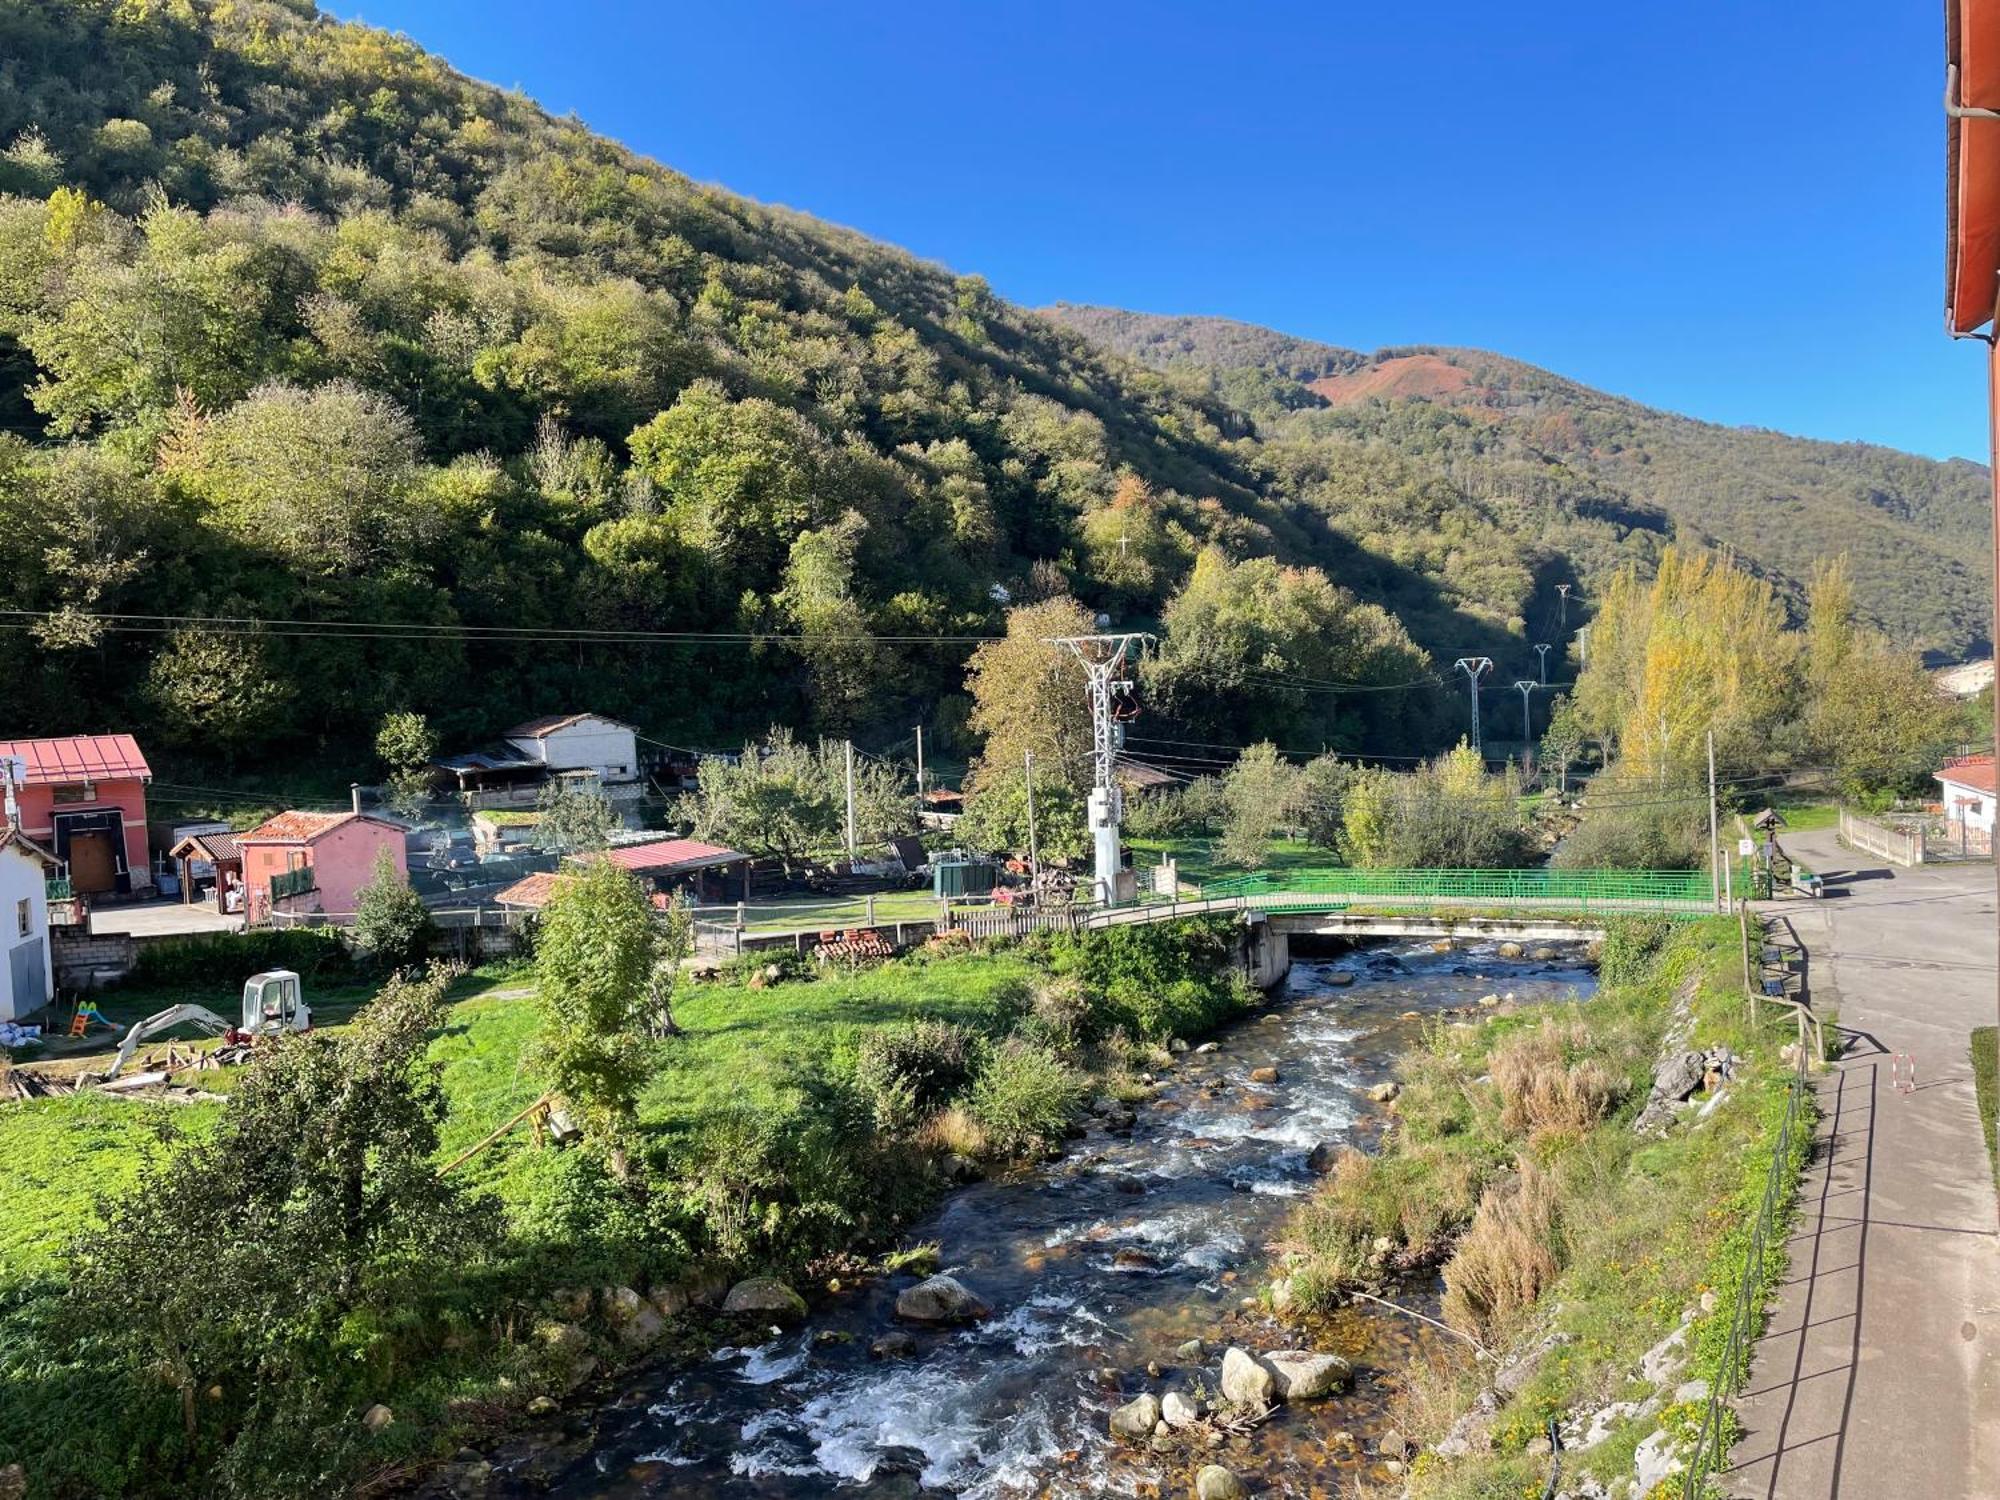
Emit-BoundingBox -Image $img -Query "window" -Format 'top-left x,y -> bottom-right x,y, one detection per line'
50,782 -> 94,805
16,898 -> 29,938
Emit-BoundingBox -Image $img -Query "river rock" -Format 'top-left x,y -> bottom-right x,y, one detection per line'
1110,1391 -> 1162,1440
1497,941 -> 1524,958
896,1274 -> 991,1323
1325,970 -> 1354,986
1161,1389 -> 1204,1428
1220,1346 -> 1275,1407
1378,1428 -> 1409,1459
1262,1350 -> 1354,1400
1305,1141 -> 1341,1174
1478,993 -> 1500,1007
361,1403 -> 394,1433
1175,1337 -> 1207,1360
723,1277 -> 808,1322
1195,1041 -> 1220,1054
605,1285 -> 645,1321
618,1303 -> 666,1347
1530,946 -> 1558,961
649,1284 -> 690,1319
1367,1081 -> 1400,1103
1248,1066 -> 1280,1084
550,1286 -> 592,1319
1195,1464 -> 1246,1500
1104,1106 -> 1138,1132
1169,1038 -> 1191,1053
446,1461 -> 492,1499
1113,1248 -> 1158,1270
526,1395 -> 559,1417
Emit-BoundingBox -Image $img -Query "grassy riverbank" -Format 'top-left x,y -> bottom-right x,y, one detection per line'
0,918 -> 1249,1499
1275,917 -> 1816,1497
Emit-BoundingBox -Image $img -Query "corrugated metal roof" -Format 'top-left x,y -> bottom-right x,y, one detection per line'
599,838 -> 744,875
493,871 -> 567,908
0,734 -> 152,786
168,830 -> 243,863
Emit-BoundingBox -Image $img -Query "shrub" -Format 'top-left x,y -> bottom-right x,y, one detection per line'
1598,916 -> 1674,987
352,848 -> 435,972
967,1037 -> 1086,1155
853,1020 -> 977,1130
1491,1018 -> 1624,1140
125,926 -> 350,988
1020,974 -> 1090,1053
1046,918 -> 1243,1041
1441,1159 -> 1563,1341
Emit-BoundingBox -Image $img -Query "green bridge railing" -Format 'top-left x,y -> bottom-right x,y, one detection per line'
1197,867 -> 1712,913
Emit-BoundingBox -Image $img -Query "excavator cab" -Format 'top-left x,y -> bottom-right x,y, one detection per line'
241,970 -> 311,1035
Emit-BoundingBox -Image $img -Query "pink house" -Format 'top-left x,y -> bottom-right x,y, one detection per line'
0,734 -> 153,897
238,811 -> 409,923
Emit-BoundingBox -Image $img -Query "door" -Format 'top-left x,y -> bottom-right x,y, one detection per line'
7,939 -> 46,1022
67,832 -> 116,895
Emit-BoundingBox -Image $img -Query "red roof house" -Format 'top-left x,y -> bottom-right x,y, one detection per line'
238,811 -> 409,923
0,734 -> 153,896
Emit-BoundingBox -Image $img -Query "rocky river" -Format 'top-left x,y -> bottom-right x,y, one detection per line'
497,938 -> 1598,1499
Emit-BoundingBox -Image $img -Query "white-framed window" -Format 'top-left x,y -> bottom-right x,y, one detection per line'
16,897 -> 29,938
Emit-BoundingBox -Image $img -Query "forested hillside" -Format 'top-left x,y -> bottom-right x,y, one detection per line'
1047,305 -> 1994,659
0,0 -> 1477,771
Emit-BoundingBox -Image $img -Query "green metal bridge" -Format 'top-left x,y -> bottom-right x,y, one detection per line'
1192,866 -> 1714,916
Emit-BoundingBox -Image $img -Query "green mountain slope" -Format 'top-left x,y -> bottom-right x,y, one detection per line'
1045,305 -> 1994,659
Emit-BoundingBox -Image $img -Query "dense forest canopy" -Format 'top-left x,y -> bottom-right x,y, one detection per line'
1047,305 -> 1995,660
0,1 -> 1980,791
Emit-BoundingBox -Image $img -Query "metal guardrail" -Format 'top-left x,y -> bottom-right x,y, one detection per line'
1682,1060 -> 1808,1492
1199,866 -> 1713,911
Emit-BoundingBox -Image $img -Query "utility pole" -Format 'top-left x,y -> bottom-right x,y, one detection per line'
1576,625 -> 1592,667
1454,657 -> 1493,752
1534,642 -> 1551,685
914,725 -> 926,813
1707,729 -> 1721,912
1023,749 -> 1041,889
1046,630 -> 1154,906
844,739 -> 857,862
1556,582 -> 1571,629
1514,680 -> 1538,744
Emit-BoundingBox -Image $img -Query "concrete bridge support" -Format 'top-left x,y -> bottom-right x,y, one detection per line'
1238,914 -> 1291,989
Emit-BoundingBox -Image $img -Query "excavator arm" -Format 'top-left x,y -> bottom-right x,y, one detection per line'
102,1004 -> 234,1081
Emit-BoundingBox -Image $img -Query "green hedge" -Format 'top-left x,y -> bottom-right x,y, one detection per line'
126,928 -> 352,989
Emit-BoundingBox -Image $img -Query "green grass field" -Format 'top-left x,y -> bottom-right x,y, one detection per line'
1,948 -> 1050,1285
1127,836 -> 1326,888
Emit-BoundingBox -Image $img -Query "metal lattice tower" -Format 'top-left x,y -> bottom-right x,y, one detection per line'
1046,632 -> 1154,904
1514,679 -> 1538,740
1555,582 -> 1571,628
1534,642 -> 1552,684
1454,657 -> 1493,751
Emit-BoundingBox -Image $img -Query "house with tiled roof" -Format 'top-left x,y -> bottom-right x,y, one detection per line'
432,711 -> 643,809
1936,753 -> 1997,851
0,734 -> 153,897
238,810 -> 408,922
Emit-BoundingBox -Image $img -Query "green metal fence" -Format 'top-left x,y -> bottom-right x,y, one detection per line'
1199,866 -> 1712,912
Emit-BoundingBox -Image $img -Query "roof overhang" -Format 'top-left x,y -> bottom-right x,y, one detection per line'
1948,0 -> 2000,332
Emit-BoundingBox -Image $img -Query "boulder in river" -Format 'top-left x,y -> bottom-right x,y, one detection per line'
1161,1389 -> 1204,1428
1112,1248 -> 1158,1271
1305,1140 -> 1341,1174
1530,946 -> 1558,961
1261,1350 -> 1354,1400
722,1277 -> 807,1322
1324,970 -> 1354,986
895,1274 -> 991,1323
1220,1346 -> 1275,1408
1109,1391 -> 1162,1440
1366,1081 -> 1400,1103
1195,1464 -> 1247,1500
1497,941 -> 1524,959
870,1330 -> 917,1359
1174,1337 -> 1207,1361
1247,1065 -> 1280,1084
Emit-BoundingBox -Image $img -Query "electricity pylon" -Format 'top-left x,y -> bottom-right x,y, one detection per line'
1045,631 -> 1154,905
1454,657 -> 1493,751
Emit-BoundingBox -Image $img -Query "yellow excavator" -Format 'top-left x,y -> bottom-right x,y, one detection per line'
101,970 -> 312,1080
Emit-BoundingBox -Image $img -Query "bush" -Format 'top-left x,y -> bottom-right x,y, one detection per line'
1046,918 -> 1243,1041
853,1020 -> 977,1131
1491,1018 -> 1624,1140
352,848 -> 434,972
1440,1158 -> 1563,1341
967,1037 -> 1086,1155
1598,916 -> 1673,987
125,927 -> 350,988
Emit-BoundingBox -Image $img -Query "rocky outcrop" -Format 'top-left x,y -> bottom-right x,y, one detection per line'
1109,1391 -> 1161,1439
722,1277 -> 808,1322
1219,1346 -> 1275,1407
1261,1350 -> 1354,1400
895,1274 -> 991,1323
1633,1047 -> 1737,1135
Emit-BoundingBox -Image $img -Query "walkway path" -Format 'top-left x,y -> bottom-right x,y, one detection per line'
1726,828 -> 2000,1498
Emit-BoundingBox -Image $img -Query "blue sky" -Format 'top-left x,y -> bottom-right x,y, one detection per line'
335,1 -> 1985,460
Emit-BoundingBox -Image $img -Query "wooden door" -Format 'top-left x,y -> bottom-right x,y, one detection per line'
67,832 -> 117,894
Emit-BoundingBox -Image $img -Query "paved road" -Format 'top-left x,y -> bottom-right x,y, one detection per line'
87,898 -> 243,937
1726,829 -> 2000,1499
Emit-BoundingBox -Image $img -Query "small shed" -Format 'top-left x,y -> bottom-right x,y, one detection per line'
933,858 -> 999,899
167,829 -> 245,914
596,837 -> 748,904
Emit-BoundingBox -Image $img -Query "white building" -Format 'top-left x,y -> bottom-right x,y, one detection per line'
1935,755 -> 1996,838
1,827 -> 58,1023
503,714 -> 641,785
